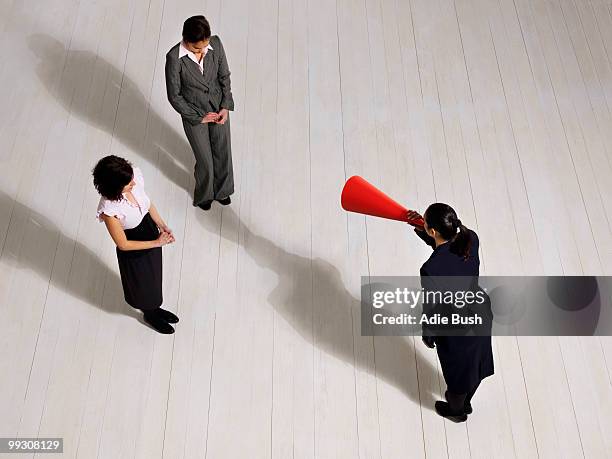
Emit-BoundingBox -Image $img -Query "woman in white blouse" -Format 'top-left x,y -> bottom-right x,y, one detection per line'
93,155 -> 178,334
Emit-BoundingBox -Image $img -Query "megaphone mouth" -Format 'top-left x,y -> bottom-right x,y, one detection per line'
341,176 -> 423,226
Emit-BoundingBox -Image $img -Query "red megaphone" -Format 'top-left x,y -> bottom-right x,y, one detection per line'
341,176 -> 424,227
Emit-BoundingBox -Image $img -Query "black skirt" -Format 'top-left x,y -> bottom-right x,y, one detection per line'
116,212 -> 162,310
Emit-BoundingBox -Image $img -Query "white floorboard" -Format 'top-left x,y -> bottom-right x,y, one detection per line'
0,0 -> 611,458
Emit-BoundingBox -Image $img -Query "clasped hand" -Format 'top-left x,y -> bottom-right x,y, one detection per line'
201,109 -> 229,125
156,224 -> 175,247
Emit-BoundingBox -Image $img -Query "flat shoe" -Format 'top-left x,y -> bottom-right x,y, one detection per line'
198,201 -> 212,211
435,401 -> 467,423
156,308 -> 179,324
143,313 -> 175,334
445,390 -> 472,414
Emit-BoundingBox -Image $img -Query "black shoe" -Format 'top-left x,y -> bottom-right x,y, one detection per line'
198,201 -> 212,211
143,312 -> 175,334
445,390 -> 472,414
155,308 -> 179,324
445,390 -> 473,414
435,401 -> 468,422
216,196 -> 231,206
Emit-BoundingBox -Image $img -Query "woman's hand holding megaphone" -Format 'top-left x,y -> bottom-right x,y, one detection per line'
407,210 -> 425,231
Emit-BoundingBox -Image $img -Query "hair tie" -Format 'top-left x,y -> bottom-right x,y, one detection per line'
453,217 -> 462,233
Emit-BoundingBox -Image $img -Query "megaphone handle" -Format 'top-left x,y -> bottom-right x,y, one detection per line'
408,218 -> 425,226
404,209 -> 425,228
407,217 -> 425,227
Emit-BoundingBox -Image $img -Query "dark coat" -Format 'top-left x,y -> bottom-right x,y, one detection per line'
165,35 -> 234,126
415,228 -> 494,394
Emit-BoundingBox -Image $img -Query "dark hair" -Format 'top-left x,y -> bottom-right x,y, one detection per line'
424,203 -> 472,260
182,15 -> 211,43
92,155 -> 133,201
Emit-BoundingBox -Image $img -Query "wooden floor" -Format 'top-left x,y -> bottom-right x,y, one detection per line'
1,0 -> 611,457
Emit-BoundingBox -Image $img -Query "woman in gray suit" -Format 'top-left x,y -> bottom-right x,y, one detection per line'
165,15 -> 234,211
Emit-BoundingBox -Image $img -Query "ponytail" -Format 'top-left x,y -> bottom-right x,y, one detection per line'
423,203 -> 473,261
450,220 -> 472,260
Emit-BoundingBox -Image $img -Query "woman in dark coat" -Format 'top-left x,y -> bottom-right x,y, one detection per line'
93,155 -> 179,334
408,204 -> 493,422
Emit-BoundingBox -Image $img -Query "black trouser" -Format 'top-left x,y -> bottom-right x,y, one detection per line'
143,309 -> 163,319
446,381 -> 480,412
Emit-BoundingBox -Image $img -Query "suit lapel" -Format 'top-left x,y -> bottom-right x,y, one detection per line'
202,48 -> 215,80
180,56 -> 209,89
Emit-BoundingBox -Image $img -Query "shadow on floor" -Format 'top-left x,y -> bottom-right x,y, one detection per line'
28,34 -> 193,194
196,206 -> 441,410
0,189 -> 139,320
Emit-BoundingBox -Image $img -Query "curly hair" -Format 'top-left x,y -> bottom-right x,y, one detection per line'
92,155 -> 133,201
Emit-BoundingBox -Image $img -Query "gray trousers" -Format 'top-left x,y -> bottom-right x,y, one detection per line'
182,116 -> 234,206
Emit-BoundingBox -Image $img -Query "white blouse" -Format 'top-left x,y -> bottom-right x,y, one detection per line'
179,41 -> 213,74
96,167 -> 152,230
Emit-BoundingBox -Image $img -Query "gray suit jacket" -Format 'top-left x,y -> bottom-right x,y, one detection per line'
165,35 -> 234,126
